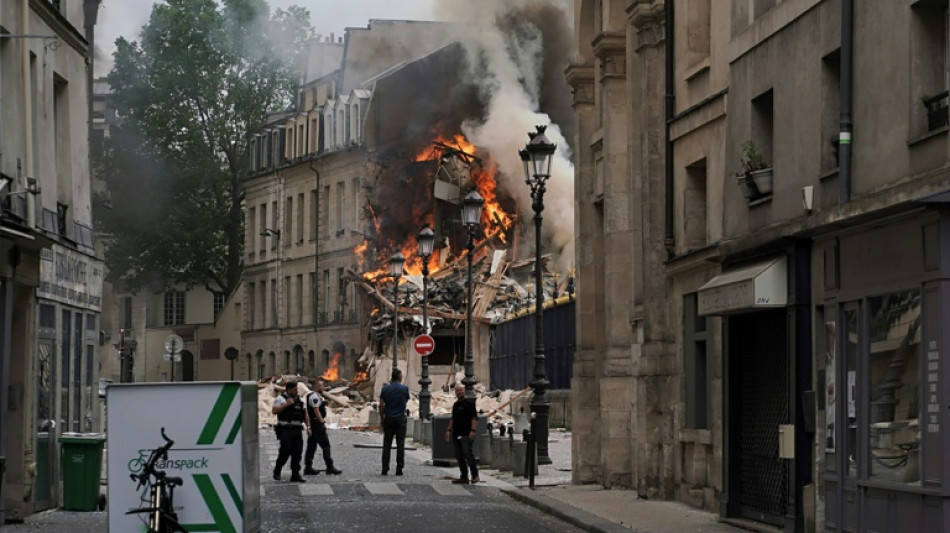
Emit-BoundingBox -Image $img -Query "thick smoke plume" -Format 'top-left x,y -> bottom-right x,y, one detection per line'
432,0 -> 576,275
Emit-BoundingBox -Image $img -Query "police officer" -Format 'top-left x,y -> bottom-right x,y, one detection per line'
304,378 -> 342,475
271,380 -> 311,482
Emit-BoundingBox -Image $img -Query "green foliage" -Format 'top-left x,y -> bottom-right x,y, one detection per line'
739,140 -> 769,174
97,0 -> 313,295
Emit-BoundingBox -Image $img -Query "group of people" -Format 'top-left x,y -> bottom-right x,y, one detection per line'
271,377 -> 342,482
271,369 -> 481,485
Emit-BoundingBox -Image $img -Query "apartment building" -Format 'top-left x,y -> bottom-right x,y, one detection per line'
0,0 -> 103,521
568,1 -> 950,531
244,22 -> 462,381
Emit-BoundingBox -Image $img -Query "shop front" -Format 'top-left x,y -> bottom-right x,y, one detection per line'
819,208 -> 949,532
700,246 -> 814,532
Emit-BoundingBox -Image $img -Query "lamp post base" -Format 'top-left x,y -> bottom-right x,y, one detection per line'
530,394 -> 552,465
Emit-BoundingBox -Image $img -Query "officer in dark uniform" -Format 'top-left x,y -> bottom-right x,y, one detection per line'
271,380 -> 311,482
304,378 -> 343,475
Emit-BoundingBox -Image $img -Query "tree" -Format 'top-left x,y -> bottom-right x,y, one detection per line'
97,0 -> 313,295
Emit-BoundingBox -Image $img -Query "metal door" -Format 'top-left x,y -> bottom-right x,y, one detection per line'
731,310 -> 789,525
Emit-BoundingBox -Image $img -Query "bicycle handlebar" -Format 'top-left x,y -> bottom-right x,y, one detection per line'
132,427 -> 176,489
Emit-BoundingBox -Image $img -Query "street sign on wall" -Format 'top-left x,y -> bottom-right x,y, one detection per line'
413,334 -> 435,356
107,382 -> 259,532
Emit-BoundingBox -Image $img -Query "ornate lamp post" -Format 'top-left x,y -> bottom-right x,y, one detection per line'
389,252 -> 405,374
461,190 -> 484,399
520,125 -> 556,465
416,225 -> 435,419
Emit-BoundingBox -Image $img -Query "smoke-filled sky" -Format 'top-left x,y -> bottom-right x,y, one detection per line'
96,0 -> 438,76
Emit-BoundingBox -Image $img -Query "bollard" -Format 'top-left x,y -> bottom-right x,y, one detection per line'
523,428 -> 535,489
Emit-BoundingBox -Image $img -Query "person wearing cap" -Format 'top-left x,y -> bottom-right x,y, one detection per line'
303,378 -> 342,475
271,380 -> 311,482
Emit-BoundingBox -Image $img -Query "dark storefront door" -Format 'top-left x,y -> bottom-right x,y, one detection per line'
34,340 -> 56,511
731,310 -> 789,526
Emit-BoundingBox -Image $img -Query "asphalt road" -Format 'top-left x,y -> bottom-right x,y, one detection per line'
3,426 -> 583,533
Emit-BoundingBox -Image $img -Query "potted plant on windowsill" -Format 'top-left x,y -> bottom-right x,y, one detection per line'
737,140 -> 773,199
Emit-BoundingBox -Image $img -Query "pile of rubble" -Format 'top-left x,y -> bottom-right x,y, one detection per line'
257,374 -> 532,430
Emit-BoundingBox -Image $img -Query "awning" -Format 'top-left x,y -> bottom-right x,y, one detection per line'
697,256 -> 787,316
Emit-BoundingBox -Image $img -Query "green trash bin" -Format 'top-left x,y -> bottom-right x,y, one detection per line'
59,433 -> 105,511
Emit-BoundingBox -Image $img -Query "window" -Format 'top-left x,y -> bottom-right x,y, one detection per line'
284,276 -> 291,327
296,275 -> 303,327
284,196 -> 293,247
247,283 -> 255,329
683,159 -> 708,251
259,203 -> 267,253
248,207 -> 256,258
821,50 -> 841,170
310,190 -> 318,241
337,267 -> 346,319
270,279 -> 278,328
751,89 -> 774,169
297,193 -> 304,244
352,177 -> 360,231
271,201 -> 278,250
336,182 -> 345,235
867,290 -> 921,484
213,291 -> 226,319
912,1 -> 949,133
310,272 -> 317,326
257,351 -> 264,380
684,293 -> 710,429
308,351 -> 315,375
323,269 -> 330,315
321,185 -> 330,237
163,291 -> 185,326
259,282 -> 267,328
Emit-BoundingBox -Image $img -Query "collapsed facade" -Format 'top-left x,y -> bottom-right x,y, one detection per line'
569,1 -> 950,532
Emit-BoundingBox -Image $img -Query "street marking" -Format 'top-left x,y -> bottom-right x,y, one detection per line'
299,484 -> 334,496
432,483 -> 473,496
364,482 -> 404,495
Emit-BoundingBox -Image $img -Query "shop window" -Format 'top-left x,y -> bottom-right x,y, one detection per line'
843,307 -> 859,477
867,290 -> 921,484
163,291 -> 185,326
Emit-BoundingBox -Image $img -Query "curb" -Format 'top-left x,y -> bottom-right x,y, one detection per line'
501,487 -> 641,533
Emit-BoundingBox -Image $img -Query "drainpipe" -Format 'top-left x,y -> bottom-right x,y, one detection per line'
663,0 -> 675,257
21,0 -> 35,229
839,0 -> 854,205
84,0 -> 101,214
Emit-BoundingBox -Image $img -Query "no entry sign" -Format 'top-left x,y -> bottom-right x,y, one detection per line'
413,334 -> 435,356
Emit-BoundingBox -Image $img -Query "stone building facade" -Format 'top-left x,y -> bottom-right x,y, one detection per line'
0,0 -> 103,521
568,1 -> 950,531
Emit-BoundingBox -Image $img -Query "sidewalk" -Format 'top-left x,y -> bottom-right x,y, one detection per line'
461,428 -> 748,533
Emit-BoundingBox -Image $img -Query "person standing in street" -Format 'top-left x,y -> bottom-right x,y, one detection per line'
446,383 -> 480,484
378,369 -> 410,475
304,378 -> 342,475
271,380 -> 311,482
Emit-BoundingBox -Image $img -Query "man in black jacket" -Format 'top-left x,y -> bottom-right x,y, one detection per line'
445,383 -> 479,484
304,378 -> 342,475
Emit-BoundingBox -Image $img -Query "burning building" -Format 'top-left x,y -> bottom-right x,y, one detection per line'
242,16 -> 576,395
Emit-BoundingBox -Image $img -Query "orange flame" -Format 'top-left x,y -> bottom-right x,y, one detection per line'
355,132 -> 514,281
321,353 -> 341,382
352,369 -> 369,383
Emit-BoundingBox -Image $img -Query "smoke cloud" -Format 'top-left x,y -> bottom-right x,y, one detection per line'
432,0 -> 576,275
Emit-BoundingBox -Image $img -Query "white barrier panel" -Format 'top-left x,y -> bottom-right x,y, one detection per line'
107,382 -> 259,533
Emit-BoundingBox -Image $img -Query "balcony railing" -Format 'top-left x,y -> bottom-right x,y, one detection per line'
924,90 -> 949,132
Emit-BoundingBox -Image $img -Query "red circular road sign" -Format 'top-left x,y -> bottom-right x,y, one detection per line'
413,334 -> 435,356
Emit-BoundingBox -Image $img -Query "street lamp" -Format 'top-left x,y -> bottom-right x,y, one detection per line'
389,252 -> 405,374
520,124 -> 556,465
461,190 -> 484,400
417,225 -> 435,419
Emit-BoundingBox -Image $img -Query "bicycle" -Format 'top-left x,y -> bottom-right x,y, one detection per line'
125,427 -> 188,533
